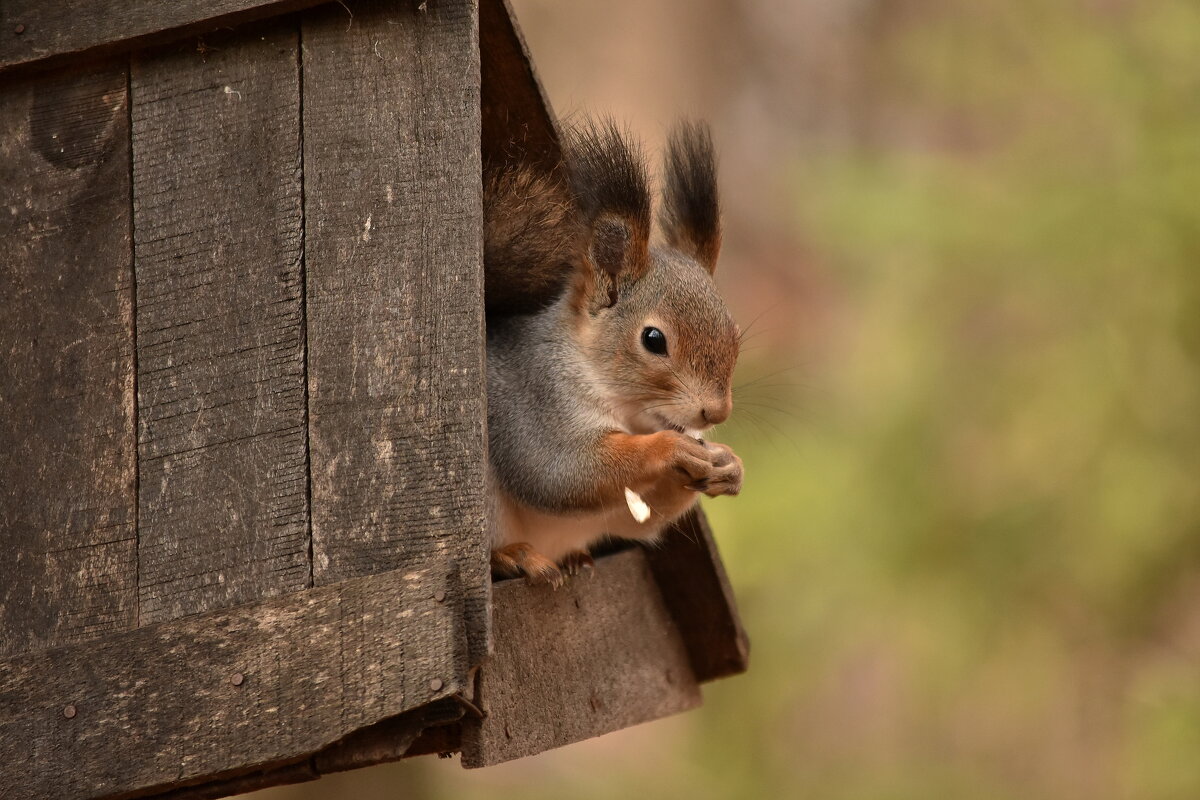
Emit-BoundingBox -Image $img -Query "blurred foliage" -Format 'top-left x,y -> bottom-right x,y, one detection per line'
253,1 -> 1200,798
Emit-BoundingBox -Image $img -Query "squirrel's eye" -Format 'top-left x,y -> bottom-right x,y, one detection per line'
641,326 -> 668,356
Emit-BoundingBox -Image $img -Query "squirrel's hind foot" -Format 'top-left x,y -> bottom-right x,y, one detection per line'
491,542 -> 566,589
560,550 -> 595,578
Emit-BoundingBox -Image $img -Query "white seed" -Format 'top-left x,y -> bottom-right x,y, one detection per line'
624,487 -> 651,523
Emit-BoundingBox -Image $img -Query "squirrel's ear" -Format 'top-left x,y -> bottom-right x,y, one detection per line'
659,120 -> 721,274
565,118 -> 652,308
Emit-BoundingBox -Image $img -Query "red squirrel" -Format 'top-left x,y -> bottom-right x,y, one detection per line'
484,120 -> 742,587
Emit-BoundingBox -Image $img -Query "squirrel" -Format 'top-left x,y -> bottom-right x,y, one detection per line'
483,119 -> 743,587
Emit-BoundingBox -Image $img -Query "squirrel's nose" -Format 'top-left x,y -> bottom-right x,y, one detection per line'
700,398 -> 732,426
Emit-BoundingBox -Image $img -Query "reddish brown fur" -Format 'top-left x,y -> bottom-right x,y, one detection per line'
483,164 -> 585,315
594,430 -> 716,500
491,542 -> 565,588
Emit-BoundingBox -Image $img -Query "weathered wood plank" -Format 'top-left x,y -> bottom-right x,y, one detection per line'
134,697 -> 463,799
312,697 -> 465,774
139,762 -> 317,800
302,0 -> 489,664
646,508 -> 750,681
0,63 -> 137,658
0,0 -> 330,73
132,24 -> 310,625
0,563 -> 464,800
460,548 -> 702,767
479,0 -> 560,172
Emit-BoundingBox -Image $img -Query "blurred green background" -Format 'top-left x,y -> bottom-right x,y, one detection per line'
254,0 -> 1200,797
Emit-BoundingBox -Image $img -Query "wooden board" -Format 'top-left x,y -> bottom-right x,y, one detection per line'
646,508 -> 750,681
126,700 -> 465,799
312,697 -> 465,774
132,23 -> 310,625
0,563 -> 464,800
301,0 -> 490,664
0,0 -> 329,73
0,62 -> 137,659
460,547 -> 702,767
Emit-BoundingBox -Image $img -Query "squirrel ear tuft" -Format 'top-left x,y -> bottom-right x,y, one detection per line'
564,118 -> 652,306
659,120 -> 721,274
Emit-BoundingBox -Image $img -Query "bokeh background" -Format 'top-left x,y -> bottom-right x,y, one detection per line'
254,0 -> 1200,797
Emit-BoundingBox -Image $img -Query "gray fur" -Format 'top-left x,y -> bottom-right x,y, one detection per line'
487,301 -> 613,512
487,245 -> 737,514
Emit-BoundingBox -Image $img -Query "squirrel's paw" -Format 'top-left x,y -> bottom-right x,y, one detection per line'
685,441 -> 744,497
665,431 -> 718,484
491,542 -> 565,589
560,550 -> 595,578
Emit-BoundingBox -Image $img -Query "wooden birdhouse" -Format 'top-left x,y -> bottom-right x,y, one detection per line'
0,1 -> 748,797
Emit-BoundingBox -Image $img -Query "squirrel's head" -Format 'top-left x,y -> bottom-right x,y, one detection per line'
564,120 -> 738,436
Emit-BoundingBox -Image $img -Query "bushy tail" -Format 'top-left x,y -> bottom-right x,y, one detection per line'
483,162 -> 583,315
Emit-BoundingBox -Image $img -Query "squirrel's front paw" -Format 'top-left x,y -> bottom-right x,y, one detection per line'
660,431 -> 742,497
685,441 -> 743,497
664,431 -> 717,484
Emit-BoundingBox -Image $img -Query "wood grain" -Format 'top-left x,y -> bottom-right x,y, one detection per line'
312,697 -> 465,774
0,0 -> 329,73
645,507 -> 750,681
460,547 -> 702,767
137,762 -> 317,800
302,0 -> 490,665
0,564 -> 464,800
0,62 -> 137,659
132,24 -> 310,625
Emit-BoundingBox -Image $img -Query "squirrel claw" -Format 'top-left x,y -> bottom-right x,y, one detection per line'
697,442 -> 743,497
561,550 -> 595,577
491,542 -> 565,589
527,564 -> 566,590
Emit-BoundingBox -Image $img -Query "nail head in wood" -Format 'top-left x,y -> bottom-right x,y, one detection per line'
62,705 -> 76,719
429,678 -> 444,692
230,673 -> 245,687
433,590 -> 446,603
14,24 -> 26,34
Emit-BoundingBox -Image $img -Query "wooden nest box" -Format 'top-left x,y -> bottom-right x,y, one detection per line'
0,1 -> 748,797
